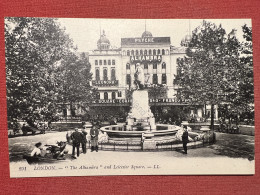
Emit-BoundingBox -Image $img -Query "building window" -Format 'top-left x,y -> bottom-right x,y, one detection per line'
162,49 -> 165,55
153,63 -> 157,69
96,92 -> 100,99
131,50 -> 134,55
153,49 -> 156,55
126,63 -> 130,69
122,50 -> 126,56
104,60 -> 107,65
140,50 -> 143,55
162,62 -> 166,69
162,74 -> 167,84
118,91 -> 122,97
112,92 -> 116,99
104,92 -> 108,100
127,50 -> 130,56
144,50 -> 147,55
144,63 -> 148,69
111,69 -> 116,80
95,69 -> 100,81
103,69 -> 108,81
99,60 -> 102,65
153,74 -> 158,84
126,74 -> 131,85
136,50 -> 139,56
95,60 -> 98,65
166,49 -> 169,55
149,49 -> 152,55
108,60 -> 111,65
112,59 -> 115,65
157,49 -> 160,55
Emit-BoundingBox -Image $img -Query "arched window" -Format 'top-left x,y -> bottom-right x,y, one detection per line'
144,50 -> 147,55
149,49 -> 152,55
126,63 -> 130,69
95,69 -> 100,81
157,49 -> 160,55
96,92 -> 100,99
153,49 -> 156,55
136,50 -> 139,56
131,50 -> 134,55
111,69 -> 116,80
104,92 -> 108,100
162,74 -> 167,84
112,92 -> 116,99
140,50 -> 143,55
162,49 -> 165,55
153,74 -> 158,84
103,69 -> 108,81
162,62 -> 166,69
127,50 -> 130,56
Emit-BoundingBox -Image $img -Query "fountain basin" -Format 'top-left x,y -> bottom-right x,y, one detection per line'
100,124 -> 180,141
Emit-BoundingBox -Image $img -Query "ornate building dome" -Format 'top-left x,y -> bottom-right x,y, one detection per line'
141,31 -> 153,38
97,30 -> 110,50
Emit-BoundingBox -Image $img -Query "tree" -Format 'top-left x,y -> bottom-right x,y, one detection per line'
175,20 -> 242,130
5,17 -> 94,125
57,52 -> 95,117
235,24 -> 254,123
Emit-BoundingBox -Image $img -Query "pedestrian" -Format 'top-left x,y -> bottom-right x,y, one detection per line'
90,125 -> 99,152
81,130 -> 88,154
31,142 -> 43,157
182,125 -> 189,154
70,128 -> 82,159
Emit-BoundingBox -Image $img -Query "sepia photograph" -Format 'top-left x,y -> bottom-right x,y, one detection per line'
5,18 -> 255,178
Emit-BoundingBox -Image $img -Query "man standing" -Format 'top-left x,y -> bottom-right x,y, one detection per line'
70,128 -> 82,159
182,126 -> 189,154
90,125 -> 99,152
81,130 -> 88,154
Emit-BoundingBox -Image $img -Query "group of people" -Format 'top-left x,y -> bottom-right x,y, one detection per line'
69,125 -> 99,159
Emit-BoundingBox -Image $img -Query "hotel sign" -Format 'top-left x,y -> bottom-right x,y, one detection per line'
121,37 -> 171,45
130,55 -> 162,63
92,80 -> 119,87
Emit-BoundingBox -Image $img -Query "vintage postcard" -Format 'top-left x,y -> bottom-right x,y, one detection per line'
5,18 -> 255,178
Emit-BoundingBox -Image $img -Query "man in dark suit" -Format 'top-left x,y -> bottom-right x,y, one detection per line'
70,128 -> 82,159
90,125 -> 99,152
182,125 -> 189,154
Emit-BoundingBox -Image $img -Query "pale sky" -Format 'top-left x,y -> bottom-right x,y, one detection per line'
58,18 -> 252,52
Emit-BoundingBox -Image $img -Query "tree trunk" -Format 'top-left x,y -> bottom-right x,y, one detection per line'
211,104 -> 214,130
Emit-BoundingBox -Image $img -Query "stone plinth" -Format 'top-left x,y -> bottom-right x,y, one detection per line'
143,140 -> 156,150
132,90 -> 149,119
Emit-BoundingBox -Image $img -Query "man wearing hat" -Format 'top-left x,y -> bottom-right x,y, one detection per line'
90,125 -> 99,152
70,128 -> 82,158
31,142 -> 43,157
182,125 -> 189,154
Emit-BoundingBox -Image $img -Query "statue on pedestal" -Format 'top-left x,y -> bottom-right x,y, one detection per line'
134,63 -> 144,90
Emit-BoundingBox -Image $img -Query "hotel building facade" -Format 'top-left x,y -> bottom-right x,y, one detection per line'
85,30 -> 217,121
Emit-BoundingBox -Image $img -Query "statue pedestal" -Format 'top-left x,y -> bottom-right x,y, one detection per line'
132,90 -> 149,119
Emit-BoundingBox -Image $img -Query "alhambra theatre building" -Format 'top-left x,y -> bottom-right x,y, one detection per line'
88,30 -> 218,121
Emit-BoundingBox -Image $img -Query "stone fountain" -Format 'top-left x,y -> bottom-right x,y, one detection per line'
100,89 -> 180,149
